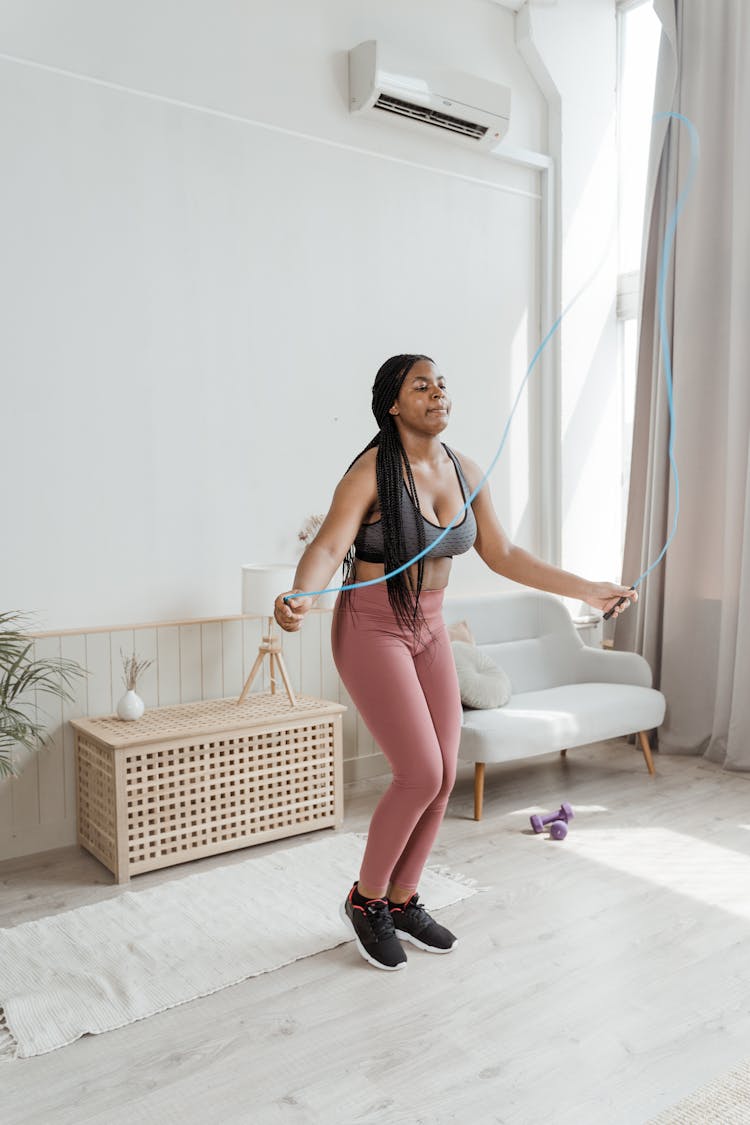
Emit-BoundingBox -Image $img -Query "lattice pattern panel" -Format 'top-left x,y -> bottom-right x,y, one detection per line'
79,695 -> 333,748
76,734 -> 117,870
125,718 -> 338,871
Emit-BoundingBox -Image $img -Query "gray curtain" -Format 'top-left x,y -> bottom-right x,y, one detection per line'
615,0 -> 750,769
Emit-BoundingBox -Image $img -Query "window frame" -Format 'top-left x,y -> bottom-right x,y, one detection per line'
615,0 -> 660,549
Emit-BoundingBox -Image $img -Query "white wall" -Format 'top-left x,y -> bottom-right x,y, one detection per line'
1,0 -> 548,632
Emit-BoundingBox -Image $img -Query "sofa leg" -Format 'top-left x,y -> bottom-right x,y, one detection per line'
638,731 -> 656,776
474,763 -> 485,821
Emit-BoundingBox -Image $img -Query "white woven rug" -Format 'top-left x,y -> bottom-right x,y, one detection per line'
648,1059 -> 750,1124
0,832 -> 476,1061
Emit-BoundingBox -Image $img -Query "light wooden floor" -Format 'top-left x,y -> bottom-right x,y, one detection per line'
3,741 -> 750,1125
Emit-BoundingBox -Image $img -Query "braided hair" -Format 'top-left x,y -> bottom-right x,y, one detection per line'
342,354 -> 434,632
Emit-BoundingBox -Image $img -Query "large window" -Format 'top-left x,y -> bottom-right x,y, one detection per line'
616,0 -> 661,550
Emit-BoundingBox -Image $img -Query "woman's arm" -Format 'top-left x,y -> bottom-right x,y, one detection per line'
274,450 -> 378,632
458,453 -> 636,616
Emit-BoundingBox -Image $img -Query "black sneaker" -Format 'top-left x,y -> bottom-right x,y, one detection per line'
389,893 -> 457,953
340,885 -> 407,971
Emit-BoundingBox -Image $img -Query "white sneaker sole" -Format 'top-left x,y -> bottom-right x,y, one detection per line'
394,928 -> 458,954
339,902 -> 407,971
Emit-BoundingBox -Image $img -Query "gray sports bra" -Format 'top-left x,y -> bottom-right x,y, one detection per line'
353,445 -> 477,564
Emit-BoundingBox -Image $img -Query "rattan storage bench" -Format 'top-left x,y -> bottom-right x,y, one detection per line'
71,693 -> 346,883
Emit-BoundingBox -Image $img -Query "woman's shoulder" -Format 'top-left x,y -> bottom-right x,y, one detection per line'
346,445 -> 378,479
336,445 -> 377,502
445,446 -> 483,489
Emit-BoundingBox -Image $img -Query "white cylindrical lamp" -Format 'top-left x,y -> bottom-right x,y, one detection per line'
238,563 -> 298,706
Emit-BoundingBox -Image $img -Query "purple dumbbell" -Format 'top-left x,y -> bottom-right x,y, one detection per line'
529,802 -> 575,835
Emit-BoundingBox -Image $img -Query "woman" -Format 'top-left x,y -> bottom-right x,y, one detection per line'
274,354 -> 635,972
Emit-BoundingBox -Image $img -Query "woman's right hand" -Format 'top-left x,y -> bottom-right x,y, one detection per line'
274,590 -> 314,633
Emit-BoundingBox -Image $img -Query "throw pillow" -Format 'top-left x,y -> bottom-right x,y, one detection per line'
447,619 -> 475,645
451,641 -> 512,709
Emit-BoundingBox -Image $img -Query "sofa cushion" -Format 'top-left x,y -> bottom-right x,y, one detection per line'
451,641 -> 512,709
458,682 -> 666,763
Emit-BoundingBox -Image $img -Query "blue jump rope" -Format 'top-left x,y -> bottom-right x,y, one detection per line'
285,112 -> 699,615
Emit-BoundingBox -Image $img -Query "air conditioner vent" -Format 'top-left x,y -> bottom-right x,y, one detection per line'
348,41 -> 511,152
373,93 -> 489,141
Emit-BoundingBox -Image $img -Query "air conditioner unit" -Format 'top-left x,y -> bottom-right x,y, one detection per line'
348,40 -> 510,151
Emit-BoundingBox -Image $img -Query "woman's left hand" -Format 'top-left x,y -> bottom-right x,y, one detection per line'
586,582 -> 638,618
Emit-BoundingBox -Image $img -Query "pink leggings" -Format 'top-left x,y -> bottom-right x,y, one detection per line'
331,585 -> 463,895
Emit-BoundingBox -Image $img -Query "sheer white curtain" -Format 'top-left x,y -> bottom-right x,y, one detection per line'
616,0 -> 750,769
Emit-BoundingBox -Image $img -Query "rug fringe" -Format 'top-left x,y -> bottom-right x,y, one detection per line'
426,864 -> 482,891
0,1008 -> 20,1063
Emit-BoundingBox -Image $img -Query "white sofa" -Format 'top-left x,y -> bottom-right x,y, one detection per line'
443,591 -> 666,820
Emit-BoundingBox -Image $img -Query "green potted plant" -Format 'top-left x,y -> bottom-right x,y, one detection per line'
0,611 -> 87,779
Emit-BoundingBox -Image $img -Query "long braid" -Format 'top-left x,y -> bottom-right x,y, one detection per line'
341,354 -> 433,632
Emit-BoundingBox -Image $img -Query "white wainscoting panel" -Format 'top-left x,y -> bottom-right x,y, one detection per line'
0,610 -> 386,863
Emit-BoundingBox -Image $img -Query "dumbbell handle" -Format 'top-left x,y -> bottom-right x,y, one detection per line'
529,802 -> 574,833
530,811 -> 562,833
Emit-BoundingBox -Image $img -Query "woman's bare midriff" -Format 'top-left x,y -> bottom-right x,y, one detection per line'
352,556 -> 453,591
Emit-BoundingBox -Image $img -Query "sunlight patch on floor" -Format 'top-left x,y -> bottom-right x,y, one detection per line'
512,804 -> 610,817
564,827 -> 750,920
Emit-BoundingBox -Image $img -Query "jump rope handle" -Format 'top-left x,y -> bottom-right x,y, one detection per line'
602,588 -> 636,621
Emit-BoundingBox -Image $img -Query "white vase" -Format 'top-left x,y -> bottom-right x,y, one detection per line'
117,689 -> 145,721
